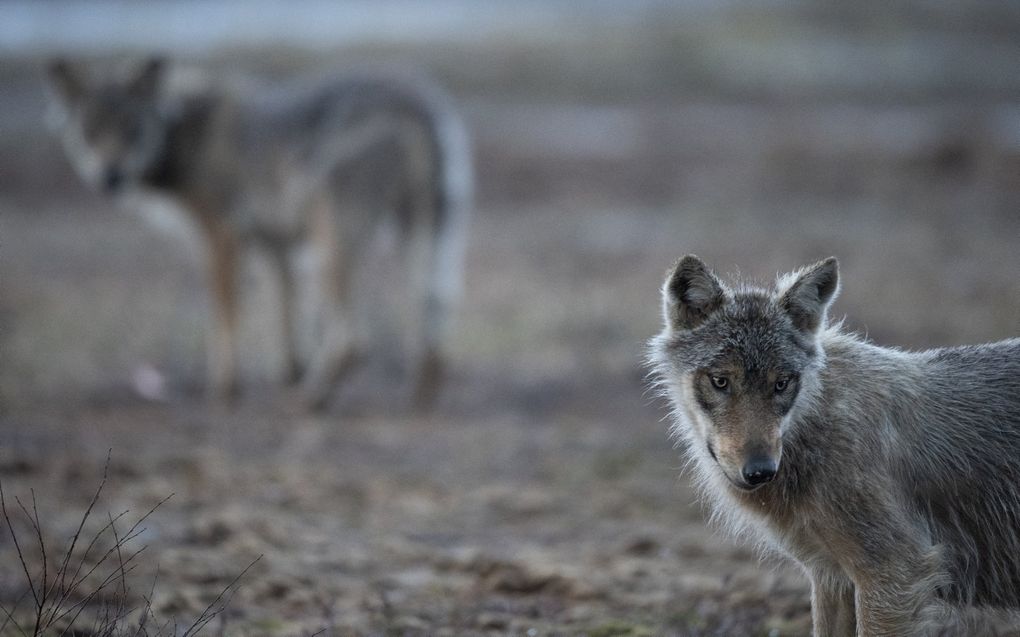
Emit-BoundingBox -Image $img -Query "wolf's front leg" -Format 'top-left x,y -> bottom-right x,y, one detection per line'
204,223 -> 240,401
854,582 -> 937,637
819,490 -> 945,637
810,572 -> 855,637
845,539 -> 944,636
299,205 -> 364,411
267,245 -> 303,384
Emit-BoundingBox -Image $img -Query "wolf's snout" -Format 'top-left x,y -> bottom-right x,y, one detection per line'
741,457 -> 778,487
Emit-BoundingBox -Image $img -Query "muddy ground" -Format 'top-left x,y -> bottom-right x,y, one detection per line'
2,6 -> 1020,635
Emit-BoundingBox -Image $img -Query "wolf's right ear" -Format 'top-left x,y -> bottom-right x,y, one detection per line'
780,257 -> 840,333
47,59 -> 84,104
662,255 -> 726,331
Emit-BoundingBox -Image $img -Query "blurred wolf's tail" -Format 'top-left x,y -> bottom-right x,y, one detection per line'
429,97 -> 473,344
410,89 -> 473,405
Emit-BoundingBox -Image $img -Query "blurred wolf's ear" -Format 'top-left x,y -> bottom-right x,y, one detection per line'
781,257 -> 840,333
47,59 -> 84,104
663,255 -> 726,331
128,57 -> 166,97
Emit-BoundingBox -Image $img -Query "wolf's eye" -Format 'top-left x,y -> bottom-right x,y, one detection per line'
710,375 -> 729,390
774,378 -> 789,393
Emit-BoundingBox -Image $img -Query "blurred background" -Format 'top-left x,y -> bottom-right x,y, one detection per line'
1,1 -> 1018,635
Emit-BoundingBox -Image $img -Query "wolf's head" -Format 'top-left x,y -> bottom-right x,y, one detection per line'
46,58 -> 168,194
649,256 -> 839,493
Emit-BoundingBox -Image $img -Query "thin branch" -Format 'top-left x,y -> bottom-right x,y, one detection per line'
0,588 -> 30,637
55,560 -> 142,635
54,492 -> 170,624
131,564 -> 159,637
0,480 -> 40,613
53,549 -> 145,631
58,508 -> 129,602
53,451 -> 111,603
181,555 -> 262,637
103,510 -> 130,635
14,490 -> 49,633
45,507 -> 131,627
30,491 -> 47,612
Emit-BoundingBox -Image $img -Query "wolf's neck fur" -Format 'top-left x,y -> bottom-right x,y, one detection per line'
143,93 -> 229,196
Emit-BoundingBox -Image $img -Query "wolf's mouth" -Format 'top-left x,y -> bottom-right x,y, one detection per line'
715,468 -> 767,492
707,448 -> 767,493
728,477 -> 765,493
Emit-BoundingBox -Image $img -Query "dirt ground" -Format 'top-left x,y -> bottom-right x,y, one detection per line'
2,7 -> 1020,635
1,200 -> 821,636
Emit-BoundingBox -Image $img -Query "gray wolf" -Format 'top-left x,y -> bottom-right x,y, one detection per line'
46,58 -> 472,409
648,255 -> 1020,635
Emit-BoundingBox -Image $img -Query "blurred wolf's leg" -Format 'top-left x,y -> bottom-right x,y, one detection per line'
268,245 -> 303,384
203,220 -> 241,402
300,201 -> 365,412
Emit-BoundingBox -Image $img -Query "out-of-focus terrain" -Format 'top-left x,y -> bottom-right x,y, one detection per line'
1,2 -> 1018,635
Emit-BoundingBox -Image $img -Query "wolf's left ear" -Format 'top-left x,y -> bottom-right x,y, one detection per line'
780,257 -> 839,333
662,255 -> 727,331
128,57 -> 166,97
47,59 -> 84,104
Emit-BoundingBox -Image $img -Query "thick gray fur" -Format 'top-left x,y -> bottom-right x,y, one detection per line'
648,255 -> 1020,636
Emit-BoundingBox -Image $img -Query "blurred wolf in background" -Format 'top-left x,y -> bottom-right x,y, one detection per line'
648,256 -> 1020,635
45,57 -> 472,410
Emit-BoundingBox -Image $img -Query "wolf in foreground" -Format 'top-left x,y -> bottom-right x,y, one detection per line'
46,58 -> 471,409
648,255 -> 1020,635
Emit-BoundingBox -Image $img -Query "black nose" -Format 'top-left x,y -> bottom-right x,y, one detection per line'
103,168 -> 123,192
742,457 -> 778,486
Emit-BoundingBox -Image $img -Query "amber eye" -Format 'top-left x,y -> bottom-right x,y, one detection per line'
710,375 -> 729,390
775,378 -> 789,393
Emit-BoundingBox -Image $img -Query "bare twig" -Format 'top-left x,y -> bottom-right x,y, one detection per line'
51,492 -> 172,629
11,489 -> 51,634
181,555 -> 262,637
0,480 -> 41,615
0,587 -> 31,637
131,564 -> 160,637
53,451 -> 111,604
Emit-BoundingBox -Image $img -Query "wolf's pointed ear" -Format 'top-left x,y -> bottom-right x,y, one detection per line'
47,59 -> 84,104
128,57 -> 166,97
780,257 -> 839,333
662,255 -> 726,331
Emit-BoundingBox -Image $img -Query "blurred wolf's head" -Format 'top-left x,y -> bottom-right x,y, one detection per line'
648,256 -> 839,492
46,58 -> 168,194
